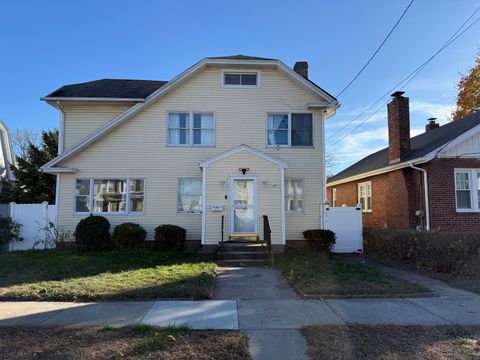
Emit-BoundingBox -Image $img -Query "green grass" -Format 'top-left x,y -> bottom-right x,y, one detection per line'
275,250 -> 429,296
0,250 -> 217,301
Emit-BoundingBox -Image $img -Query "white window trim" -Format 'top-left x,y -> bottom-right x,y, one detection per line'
285,178 -> 305,214
358,181 -> 372,212
454,169 -> 480,212
266,112 -> 314,148
221,70 -> 260,88
332,188 -> 337,207
73,177 -> 146,216
167,112 -> 216,147
177,178 -> 203,215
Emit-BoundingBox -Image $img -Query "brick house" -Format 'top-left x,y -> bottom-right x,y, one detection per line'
326,92 -> 480,231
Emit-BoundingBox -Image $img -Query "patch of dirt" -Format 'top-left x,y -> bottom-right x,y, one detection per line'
0,326 -> 250,360
301,324 -> 480,360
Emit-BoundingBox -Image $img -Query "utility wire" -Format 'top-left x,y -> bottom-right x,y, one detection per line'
327,5 -> 480,149
335,0 -> 415,98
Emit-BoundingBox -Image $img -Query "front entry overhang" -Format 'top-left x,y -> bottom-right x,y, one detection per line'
199,144 -> 287,246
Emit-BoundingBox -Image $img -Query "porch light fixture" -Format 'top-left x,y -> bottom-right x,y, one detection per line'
239,168 -> 249,175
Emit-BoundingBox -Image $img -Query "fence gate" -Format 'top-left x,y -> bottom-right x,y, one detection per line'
325,206 -> 363,253
3,202 -> 58,251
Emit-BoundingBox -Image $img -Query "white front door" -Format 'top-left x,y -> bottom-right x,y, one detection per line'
230,177 -> 258,235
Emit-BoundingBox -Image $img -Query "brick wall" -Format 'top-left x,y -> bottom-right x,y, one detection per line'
327,168 -> 422,230
327,158 -> 480,231
423,158 -> 480,232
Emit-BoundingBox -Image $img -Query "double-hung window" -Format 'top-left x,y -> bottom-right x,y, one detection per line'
168,112 -> 215,146
455,169 -> 480,211
332,188 -> 337,207
177,178 -> 202,213
285,179 -> 304,213
267,113 -> 313,147
358,181 -> 372,212
74,178 -> 145,214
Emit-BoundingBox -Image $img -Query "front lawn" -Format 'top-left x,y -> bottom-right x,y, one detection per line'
0,250 -> 217,301
302,324 -> 480,360
275,250 -> 430,297
0,325 -> 251,360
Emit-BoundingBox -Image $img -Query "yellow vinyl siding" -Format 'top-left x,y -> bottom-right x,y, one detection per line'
205,151 -> 282,244
56,67 -> 326,241
63,104 -> 131,149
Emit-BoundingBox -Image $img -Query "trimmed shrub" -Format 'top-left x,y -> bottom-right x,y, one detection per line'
303,229 -> 336,252
0,216 -> 23,246
364,228 -> 480,273
74,215 -> 113,252
112,223 -> 146,250
154,225 -> 186,251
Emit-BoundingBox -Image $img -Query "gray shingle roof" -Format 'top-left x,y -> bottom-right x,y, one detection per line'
46,79 -> 168,99
328,111 -> 480,183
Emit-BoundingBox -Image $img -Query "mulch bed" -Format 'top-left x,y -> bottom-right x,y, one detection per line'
0,326 -> 251,360
302,324 -> 480,360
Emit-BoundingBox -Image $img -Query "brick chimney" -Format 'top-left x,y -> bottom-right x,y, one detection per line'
425,118 -> 439,132
387,91 -> 410,164
293,61 -> 308,79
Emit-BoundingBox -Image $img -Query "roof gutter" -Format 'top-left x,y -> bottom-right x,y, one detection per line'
410,163 -> 430,230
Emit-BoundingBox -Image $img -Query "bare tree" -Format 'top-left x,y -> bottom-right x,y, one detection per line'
12,128 -> 40,159
325,152 -> 337,177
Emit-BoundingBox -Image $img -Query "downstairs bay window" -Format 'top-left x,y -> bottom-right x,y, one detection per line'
74,178 -> 145,214
455,169 -> 480,211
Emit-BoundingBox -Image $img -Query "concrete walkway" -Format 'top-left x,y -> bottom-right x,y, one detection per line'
1,265 -> 479,360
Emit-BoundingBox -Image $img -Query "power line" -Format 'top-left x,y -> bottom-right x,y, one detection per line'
335,0 -> 415,98
327,5 -> 480,149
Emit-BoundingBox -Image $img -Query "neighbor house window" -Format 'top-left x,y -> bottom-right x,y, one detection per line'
358,181 -> 372,212
178,178 -> 202,213
74,178 -> 145,214
223,72 -> 258,86
285,179 -> 303,213
455,169 -> 480,211
267,113 -> 313,147
168,112 -> 215,146
332,188 -> 337,207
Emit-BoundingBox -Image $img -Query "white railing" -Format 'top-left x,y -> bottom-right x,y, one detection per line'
2,202 -> 58,251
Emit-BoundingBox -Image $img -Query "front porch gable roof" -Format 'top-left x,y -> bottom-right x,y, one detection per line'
199,145 -> 288,169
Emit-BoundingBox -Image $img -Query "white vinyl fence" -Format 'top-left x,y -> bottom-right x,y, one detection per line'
325,206 -> 363,253
2,202 -> 57,251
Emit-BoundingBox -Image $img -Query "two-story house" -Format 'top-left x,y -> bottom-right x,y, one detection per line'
41,55 -> 339,252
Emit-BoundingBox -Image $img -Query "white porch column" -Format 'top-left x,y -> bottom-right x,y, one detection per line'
280,167 -> 286,244
201,166 -> 207,244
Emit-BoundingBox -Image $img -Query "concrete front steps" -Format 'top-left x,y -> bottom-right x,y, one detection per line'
217,242 -> 272,267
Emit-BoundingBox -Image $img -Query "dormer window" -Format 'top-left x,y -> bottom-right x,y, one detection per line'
222,71 -> 259,87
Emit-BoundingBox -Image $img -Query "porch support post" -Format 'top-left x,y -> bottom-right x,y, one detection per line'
280,167 -> 286,244
201,166 -> 207,245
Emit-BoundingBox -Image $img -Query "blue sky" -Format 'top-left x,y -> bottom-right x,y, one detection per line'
0,0 -> 479,174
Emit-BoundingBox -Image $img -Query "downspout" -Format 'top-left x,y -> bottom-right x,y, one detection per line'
409,163 -> 430,230
320,108 -> 328,229
55,101 -> 65,210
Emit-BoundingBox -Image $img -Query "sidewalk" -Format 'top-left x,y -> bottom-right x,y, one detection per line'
1,266 -> 479,360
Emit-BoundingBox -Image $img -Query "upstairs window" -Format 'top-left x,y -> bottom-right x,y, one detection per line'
455,169 -> 480,211
223,72 -> 258,87
168,112 -> 215,146
358,181 -> 372,212
267,113 -> 313,147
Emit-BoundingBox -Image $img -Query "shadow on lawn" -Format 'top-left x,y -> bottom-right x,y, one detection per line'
0,250 -> 216,300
